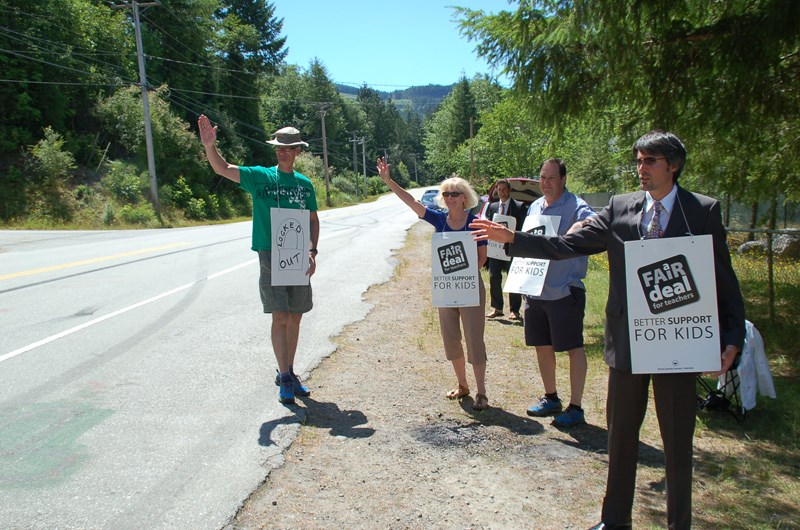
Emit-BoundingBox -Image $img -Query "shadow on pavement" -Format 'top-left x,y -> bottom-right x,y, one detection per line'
258,397 -> 375,446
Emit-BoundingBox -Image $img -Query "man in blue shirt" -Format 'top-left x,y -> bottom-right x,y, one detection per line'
524,159 -> 596,426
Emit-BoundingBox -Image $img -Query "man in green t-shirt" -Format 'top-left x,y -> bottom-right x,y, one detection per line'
198,115 -> 320,405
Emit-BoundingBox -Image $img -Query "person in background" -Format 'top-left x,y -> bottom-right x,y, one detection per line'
523,159 -> 596,427
484,178 -> 527,320
470,131 -> 745,529
377,158 -> 490,411
198,115 -> 319,405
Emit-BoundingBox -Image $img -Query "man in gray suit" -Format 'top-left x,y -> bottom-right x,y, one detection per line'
470,131 -> 745,530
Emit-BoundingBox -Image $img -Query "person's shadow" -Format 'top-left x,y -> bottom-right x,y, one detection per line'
258,397 -> 375,446
459,398 -> 545,436
553,422 -> 664,464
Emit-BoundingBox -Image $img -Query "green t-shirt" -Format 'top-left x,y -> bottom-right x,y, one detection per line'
238,165 -> 318,251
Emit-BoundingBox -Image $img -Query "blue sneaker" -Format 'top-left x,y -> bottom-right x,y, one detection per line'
278,379 -> 295,404
552,406 -> 586,427
290,373 -> 311,397
526,395 -> 563,417
275,370 -> 311,397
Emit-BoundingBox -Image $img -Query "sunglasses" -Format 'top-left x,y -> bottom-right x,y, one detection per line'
275,146 -> 298,152
441,191 -> 463,198
632,156 -> 667,167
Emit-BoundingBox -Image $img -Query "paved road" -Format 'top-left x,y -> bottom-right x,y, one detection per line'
0,192 -> 421,529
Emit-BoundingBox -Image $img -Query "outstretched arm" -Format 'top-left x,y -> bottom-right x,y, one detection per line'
469,218 -> 516,244
377,157 -> 426,218
198,114 -> 240,183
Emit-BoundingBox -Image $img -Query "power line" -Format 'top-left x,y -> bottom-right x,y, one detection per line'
0,78 -> 127,87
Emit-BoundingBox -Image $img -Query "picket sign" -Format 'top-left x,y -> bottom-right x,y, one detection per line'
486,212 -> 517,261
624,234 -> 720,373
270,208 -> 310,286
430,231 -> 480,307
503,214 -> 560,297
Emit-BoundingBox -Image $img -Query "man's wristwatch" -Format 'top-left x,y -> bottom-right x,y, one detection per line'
309,248 -> 318,256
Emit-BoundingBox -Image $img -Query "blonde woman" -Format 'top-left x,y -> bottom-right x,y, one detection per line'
377,158 -> 489,410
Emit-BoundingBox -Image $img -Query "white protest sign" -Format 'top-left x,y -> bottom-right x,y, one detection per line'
431,231 -> 480,307
270,208 -> 310,286
503,214 -> 560,297
624,234 -> 720,374
486,212 -> 517,261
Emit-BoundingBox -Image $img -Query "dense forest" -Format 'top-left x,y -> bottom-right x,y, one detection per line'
1,0 -> 798,229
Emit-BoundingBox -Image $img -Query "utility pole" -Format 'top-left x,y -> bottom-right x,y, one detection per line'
469,116 -> 475,180
113,1 -> 161,216
349,131 -> 359,198
319,106 -> 331,206
349,131 -> 359,172
360,137 -> 367,198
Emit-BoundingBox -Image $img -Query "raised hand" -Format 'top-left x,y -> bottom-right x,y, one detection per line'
469,218 -> 516,244
377,157 -> 391,183
197,114 -> 218,147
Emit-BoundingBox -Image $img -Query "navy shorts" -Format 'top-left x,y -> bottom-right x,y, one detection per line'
524,287 -> 585,351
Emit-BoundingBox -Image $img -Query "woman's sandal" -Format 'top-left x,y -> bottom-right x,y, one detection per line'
446,384 -> 470,399
472,393 -> 489,411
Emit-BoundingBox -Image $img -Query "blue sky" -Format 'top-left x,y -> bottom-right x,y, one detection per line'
274,0 -> 515,89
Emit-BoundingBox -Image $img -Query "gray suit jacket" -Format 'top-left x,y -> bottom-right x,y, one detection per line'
506,186 -> 746,371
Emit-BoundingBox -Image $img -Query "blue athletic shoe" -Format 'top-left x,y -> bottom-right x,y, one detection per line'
275,370 -> 310,397
290,373 -> 311,397
278,379 -> 295,404
526,395 -> 563,417
552,406 -> 586,427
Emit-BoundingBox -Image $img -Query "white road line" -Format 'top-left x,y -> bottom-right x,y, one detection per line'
0,259 -> 257,365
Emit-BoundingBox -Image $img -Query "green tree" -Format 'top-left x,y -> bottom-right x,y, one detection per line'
0,0 -> 131,161
457,1 -> 800,205
210,0 -> 287,161
423,76 -> 480,179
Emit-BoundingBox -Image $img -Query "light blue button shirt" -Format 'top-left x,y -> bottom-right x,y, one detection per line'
525,189 -> 596,300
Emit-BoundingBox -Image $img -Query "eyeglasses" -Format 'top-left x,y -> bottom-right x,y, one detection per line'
632,156 -> 667,167
441,191 -> 463,198
275,146 -> 297,152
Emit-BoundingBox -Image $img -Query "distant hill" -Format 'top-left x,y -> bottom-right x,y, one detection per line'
336,83 -> 454,117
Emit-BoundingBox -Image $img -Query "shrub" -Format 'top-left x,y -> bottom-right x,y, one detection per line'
293,152 -> 325,181
102,202 -> 116,225
216,194 -> 234,218
102,161 -> 147,204
205,194 -> 221,219
332,174 -> 359,196
172,175 -> 194,209
119,203 -> 156,225
185,197 -> 207,220
27,127 -> 76,186
368,175 -> 389,195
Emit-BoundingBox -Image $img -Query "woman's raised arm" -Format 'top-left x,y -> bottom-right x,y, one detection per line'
377,157 -> 426,218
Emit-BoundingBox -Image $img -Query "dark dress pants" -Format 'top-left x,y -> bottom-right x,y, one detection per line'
488,258 -> 520,312
602,367 -> 697,530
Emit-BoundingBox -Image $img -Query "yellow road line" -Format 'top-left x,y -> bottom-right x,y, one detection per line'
0,242 -> 189,281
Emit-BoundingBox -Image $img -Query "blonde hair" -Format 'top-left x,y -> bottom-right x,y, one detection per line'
436,174 -> 479,210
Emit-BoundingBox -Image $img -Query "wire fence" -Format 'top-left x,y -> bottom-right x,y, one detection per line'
727,228 -> 800,325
